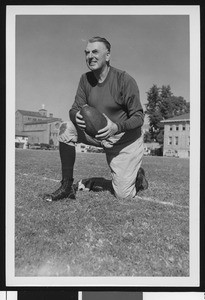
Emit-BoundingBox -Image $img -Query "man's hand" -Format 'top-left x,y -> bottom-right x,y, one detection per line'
75,111 -> 86,130
95,114 -> 118,140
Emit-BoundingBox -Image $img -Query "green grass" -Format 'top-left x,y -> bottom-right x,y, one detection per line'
15,149 -> 189,277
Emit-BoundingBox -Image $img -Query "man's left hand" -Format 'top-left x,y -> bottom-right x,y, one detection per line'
95,114 -> 118,140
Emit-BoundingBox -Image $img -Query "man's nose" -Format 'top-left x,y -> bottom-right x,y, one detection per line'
88,52 -> 94,59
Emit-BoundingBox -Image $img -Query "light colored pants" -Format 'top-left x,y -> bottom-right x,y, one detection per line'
58,121 -> 144,199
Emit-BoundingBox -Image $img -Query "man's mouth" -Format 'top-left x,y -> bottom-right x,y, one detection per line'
89,61 -> 97,65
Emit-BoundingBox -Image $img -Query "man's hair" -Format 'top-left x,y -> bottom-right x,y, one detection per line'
88,36 -> 111,52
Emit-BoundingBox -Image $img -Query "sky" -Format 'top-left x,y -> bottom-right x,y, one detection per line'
16,14 -> 190,122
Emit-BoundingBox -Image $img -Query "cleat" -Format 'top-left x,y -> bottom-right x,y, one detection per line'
135,167 -> 148,193
42,179 -> 76,202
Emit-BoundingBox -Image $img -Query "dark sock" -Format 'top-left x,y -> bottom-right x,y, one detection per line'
59,142 -> 76,181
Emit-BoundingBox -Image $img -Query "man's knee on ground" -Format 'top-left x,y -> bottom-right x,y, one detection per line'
113,183 -> 136,200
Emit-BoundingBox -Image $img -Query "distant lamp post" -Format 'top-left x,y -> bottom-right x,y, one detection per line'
49,123 -> 51,144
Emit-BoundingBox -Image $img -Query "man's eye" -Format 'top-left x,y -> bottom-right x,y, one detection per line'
84,50 -> 98,55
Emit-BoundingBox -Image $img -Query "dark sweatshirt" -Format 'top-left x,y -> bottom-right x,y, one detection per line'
69,66 -> 144,143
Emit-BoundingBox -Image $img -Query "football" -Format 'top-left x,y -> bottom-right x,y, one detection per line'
80,105 -> 107,137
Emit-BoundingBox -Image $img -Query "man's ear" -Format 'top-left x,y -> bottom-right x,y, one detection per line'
106,51 -> 111,63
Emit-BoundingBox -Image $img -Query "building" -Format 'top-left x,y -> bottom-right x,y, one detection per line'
15,107 -> 62,146
161,113 -> 190,158
15,130 -> 29,149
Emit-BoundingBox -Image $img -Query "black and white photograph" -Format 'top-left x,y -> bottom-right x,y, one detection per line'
6,5 -> 200,286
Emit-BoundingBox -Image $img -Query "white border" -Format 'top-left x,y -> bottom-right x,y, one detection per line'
0,292 -> 18,300
78,291 -> 82,300
143,292 -> 204,300
7,292 -> 18,300
6,5 -> 200,287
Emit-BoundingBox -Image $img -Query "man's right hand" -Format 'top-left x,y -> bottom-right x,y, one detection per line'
75,111 -> 86,130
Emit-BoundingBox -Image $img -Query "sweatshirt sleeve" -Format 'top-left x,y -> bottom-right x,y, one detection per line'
116,73 -> 144,133
69,75 -> 88,124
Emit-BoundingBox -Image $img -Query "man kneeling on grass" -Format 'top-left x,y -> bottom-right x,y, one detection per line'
43,36 -> 148,202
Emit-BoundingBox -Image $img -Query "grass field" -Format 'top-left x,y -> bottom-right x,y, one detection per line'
15,149 -> 189,277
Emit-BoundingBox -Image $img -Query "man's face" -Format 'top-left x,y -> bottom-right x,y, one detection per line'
85,42 -> 110,71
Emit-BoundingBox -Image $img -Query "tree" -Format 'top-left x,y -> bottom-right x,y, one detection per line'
145,84 -> 190,144
143,131 -> 152,143
145,85 -> 161,141
160,96 -> 190,119
160,85 -> 172,101
156,130 -> 164,144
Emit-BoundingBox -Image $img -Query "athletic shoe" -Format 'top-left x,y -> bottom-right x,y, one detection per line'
43,178 -> 76,202
135,167 -> 148,192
